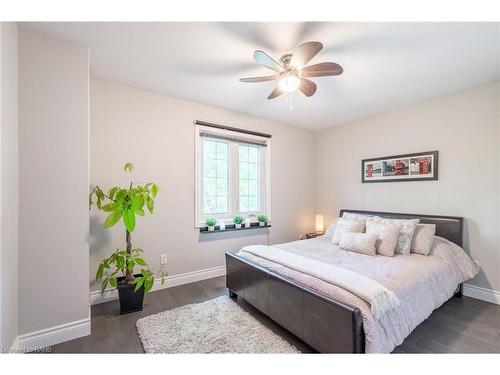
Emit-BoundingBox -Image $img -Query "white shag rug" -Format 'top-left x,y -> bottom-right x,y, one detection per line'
136,296 -> 300,353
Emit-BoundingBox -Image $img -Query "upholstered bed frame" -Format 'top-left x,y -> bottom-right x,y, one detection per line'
225,209 -> 464,353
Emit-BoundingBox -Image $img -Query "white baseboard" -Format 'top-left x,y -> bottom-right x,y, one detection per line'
463,284 -> 500,305
90,265 -> 226,305
9,337 -> 20,353
16,315 -> 90,351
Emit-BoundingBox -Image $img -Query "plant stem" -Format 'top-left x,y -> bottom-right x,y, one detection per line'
125,230 -> 135,283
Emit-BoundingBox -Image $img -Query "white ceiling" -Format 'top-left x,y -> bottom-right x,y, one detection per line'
25,22 -> 500,130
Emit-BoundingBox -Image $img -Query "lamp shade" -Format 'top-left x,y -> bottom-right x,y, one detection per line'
315,214 -> 324,233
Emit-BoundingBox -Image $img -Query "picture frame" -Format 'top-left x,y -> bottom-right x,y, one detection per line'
362,151 -> 438,183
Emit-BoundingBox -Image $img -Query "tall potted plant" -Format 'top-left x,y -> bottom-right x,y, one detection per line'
89,162 -> 167,314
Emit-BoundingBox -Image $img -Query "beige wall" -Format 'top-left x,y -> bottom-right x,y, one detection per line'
316,82 -> 500,293
18,27 -> 89,335
0,22 -> 19,350
89,79 -> 316,293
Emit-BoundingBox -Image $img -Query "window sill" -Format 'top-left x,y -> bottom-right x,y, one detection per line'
199,222 -> 271,234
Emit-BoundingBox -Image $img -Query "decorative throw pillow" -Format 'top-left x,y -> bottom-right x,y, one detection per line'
332,218 -> 365,245
324,218 -> 339,239
339,232 -> 378,256
411,224 -> 436,256
373,217 -> 420,255
342,212 -> 376,223
366,221 -> 400,257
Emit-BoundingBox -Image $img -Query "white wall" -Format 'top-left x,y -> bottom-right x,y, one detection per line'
316,82 -> 500,294
89,79 -> 316,294
17,27 -> 89,339
0,22 -> 19,350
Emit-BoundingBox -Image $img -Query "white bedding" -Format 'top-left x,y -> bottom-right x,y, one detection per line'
240,244 -> 400,319
236,236 -> 479,353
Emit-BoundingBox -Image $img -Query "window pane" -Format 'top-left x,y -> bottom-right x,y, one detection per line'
216,142 -> 227,159
248,179 -> 259,196
205,140 -> 217,158
203,138 -> 228,214
248,147 -> 258,163
204,159 -> 216,178
239,144 -> 261,212
205,177 -> 216,195
248,196 -> 258,211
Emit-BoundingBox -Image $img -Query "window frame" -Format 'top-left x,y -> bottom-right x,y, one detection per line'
194,124 -> 271,228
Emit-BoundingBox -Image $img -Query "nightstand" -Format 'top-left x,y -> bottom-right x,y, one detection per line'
305,232 -> 322,239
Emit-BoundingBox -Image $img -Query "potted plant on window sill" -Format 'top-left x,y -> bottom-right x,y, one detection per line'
206,217 -> 217,231
257,214 -> 268,227
233,215 -> 244,229
89,162 -> 167,314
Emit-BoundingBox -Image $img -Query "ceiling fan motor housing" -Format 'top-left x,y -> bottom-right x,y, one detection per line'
279,54 -> 293,68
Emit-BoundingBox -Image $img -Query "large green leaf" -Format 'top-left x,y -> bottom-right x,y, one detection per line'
134,277 -> 144,292
104,210 -> 122,228
115,189 -> 127,202
135,257 -> 146,266
151,183 -> 159,198
96,263 -> 104,280
123,208 -> 136,232
146,196 -> 154,214
144,276 -> 154,293
108,187 -> 119,200
131,195 -> 144,211
101,203 -> 114,212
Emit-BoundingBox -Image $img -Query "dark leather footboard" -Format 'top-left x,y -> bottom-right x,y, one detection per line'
225,252 -> 365,353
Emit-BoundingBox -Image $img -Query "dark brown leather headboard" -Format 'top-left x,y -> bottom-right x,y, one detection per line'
339,209 -> 464,247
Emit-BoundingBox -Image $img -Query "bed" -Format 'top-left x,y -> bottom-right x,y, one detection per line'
225,209 -> 479,353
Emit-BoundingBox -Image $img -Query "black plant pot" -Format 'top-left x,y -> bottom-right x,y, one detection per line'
116,274 -> 145,315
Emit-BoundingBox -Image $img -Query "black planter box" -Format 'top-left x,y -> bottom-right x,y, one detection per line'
116,274 -> 145,315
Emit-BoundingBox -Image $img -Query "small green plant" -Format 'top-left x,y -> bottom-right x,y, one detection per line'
206,217 -> 217,227
89,162 -> 167,294
257,214 -> 268,223
233,215 -> 244,225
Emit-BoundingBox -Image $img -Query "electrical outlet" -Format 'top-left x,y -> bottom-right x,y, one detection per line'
160,254 -> 167,265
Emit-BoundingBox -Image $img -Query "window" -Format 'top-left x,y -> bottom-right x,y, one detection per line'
195,124 -> 270,226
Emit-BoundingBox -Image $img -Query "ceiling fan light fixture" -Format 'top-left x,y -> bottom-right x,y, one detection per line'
278,75 -> 300,93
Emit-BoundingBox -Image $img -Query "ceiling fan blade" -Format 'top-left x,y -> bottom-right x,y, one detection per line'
301,62 -> 343,77
239,75 -> 278,83
290,41 -> 323,68
298,78 -> 317,97
253,50 -> 284,72
267,86 -> 284,100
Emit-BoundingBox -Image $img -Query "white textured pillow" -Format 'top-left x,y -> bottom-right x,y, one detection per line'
332,218 -> 365,245
342,212 -> 375,223
339,232 -> 378,256
373,217 -> 420,255
411,224 -> 436,255
324,218 -> 339,239
366,221 -> 400,257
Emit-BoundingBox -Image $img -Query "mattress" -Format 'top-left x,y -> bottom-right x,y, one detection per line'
237,236 -> 479,353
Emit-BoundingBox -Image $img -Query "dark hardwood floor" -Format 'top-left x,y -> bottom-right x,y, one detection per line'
48,276 -> 500,353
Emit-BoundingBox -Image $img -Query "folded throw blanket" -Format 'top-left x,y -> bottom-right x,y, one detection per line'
240,245 -> 400,320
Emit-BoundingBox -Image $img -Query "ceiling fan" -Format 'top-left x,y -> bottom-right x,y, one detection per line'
239,41 -> 343,100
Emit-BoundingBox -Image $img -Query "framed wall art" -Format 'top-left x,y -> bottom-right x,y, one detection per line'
362,151 -> 438,183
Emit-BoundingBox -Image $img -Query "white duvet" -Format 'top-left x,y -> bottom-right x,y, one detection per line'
236,236 -> 479,353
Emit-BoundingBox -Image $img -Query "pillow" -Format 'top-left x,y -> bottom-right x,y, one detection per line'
373,217 -> 420,255
332,218 -> 365,245
366,221 -> 400,256
411,224 -> 436,256
342,212 -> 375,223
324,218 -> 339,239
339,232 -> 378,256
